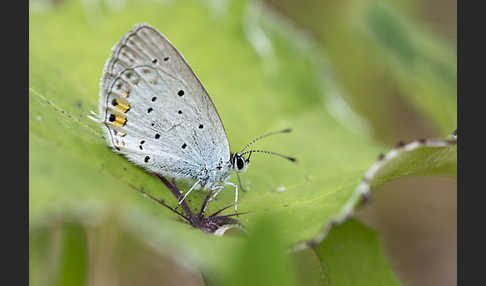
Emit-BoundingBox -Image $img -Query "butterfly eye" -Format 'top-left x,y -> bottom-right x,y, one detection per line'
236,157 -> 245,170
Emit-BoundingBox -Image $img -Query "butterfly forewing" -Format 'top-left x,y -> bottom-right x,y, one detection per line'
99,24 -> 230,179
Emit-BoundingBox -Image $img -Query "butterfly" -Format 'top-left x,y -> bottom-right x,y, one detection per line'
92,23 -> 295,214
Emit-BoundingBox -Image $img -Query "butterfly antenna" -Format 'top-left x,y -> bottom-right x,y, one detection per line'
239,129 -> 292,153
241,150 -> 297,163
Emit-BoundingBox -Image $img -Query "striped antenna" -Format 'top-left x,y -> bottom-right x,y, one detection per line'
239,128 -> 292,153
241,149 -> 297,163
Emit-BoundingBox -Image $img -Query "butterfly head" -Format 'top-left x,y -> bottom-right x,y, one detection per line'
231,152 -> 251,173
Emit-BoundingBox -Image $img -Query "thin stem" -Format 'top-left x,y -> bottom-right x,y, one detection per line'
199,190 -> 214,216
209,205 -> 233,218
156,175 -> 195,221
128,183 -> 190,222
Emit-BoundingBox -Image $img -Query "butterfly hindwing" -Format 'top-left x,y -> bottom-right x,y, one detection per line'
99,24 -> 230,179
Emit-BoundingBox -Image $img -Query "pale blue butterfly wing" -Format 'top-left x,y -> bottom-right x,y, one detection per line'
99,24 -> 231,181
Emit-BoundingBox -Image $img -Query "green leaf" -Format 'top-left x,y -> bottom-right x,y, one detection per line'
368,138 -> 457,187
306,135 -> 456,247
30,0 -> 378,246
216,215 -> 298,286
29,0 -> 456,282
314,219 -> 402,286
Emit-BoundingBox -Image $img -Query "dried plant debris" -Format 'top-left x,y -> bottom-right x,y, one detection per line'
131,175 -> 246,234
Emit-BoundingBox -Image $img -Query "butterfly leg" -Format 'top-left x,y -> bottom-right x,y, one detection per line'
178,179 -> 200,205
224,182 -> 238,213
237,172 -> 247,192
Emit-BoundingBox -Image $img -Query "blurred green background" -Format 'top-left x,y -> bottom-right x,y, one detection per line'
29,0 -> 456,285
